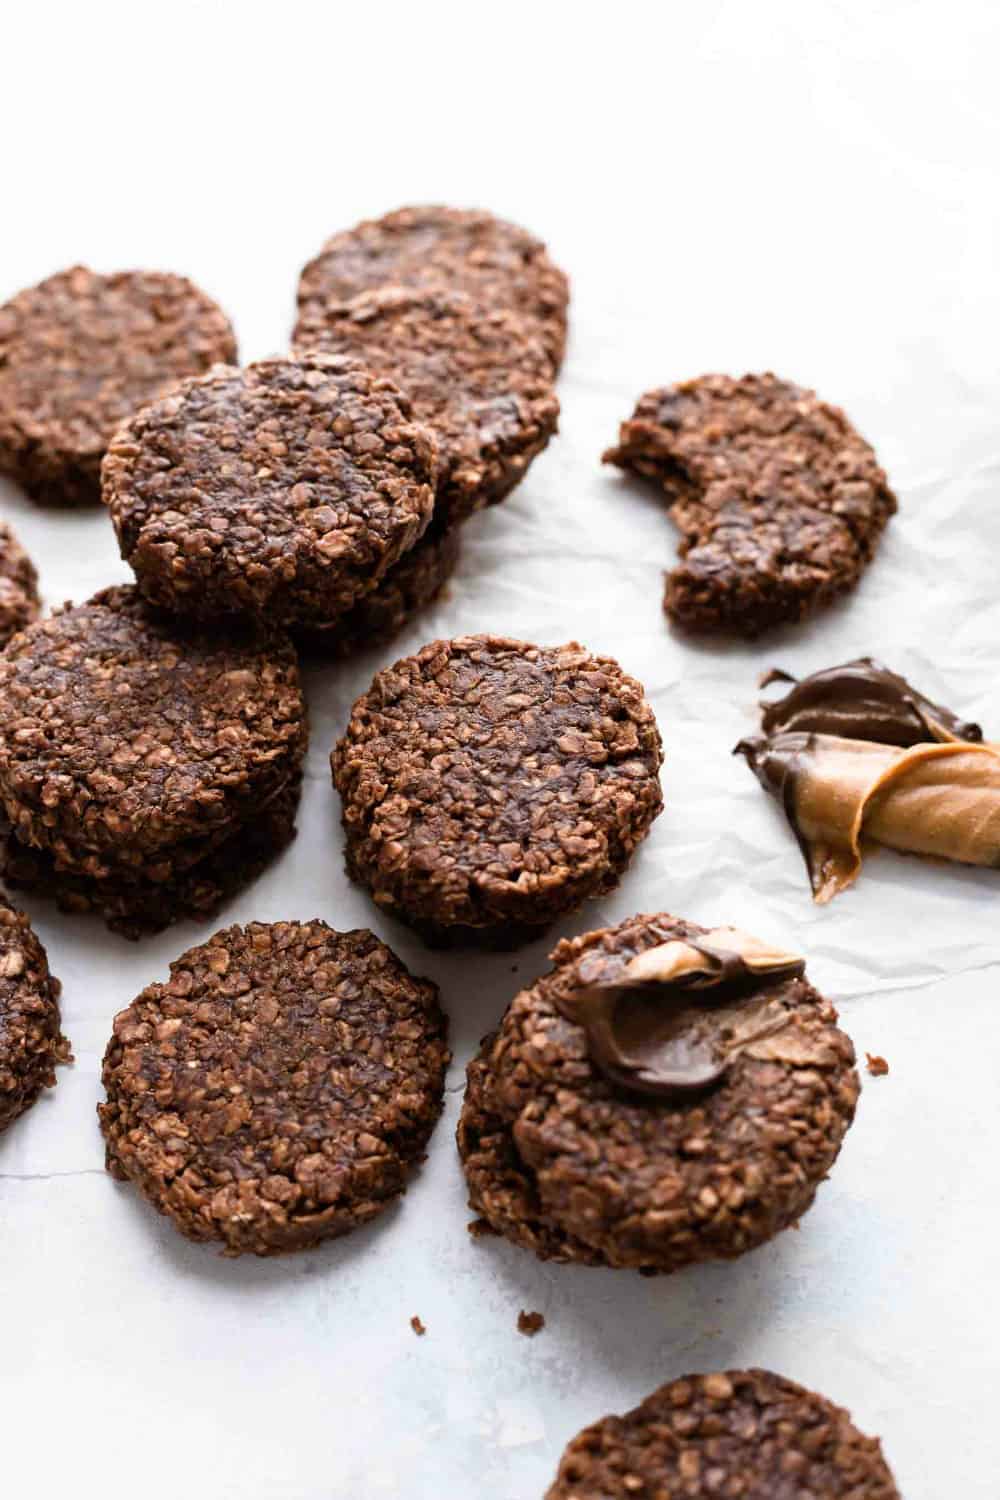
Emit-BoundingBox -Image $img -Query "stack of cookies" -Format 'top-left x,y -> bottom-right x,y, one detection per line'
98,205 -> 566,652
0,587 -> 306,937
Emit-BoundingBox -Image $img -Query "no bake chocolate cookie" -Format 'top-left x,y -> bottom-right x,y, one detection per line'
0,895 -> 69,1135
295,204 -> 569,371
0,587 -> 305,934
458,914 -> 859,1270
294,288 -> 559,527
545,1369 -> 900,1499
332,636 -> 663,947
0,266 -> 236,506
104,354 -> 437,629
737,657 -> 998,901
604,373 -> 897,635
99,921 -> 449,1255
0,521 -> 40,646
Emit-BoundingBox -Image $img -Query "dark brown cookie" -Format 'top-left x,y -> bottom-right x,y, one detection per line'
0,521 -> 40,646
0,895 -> 69,1134
99,921 -> 449,1255
0,586 -> 305,878
295,204 -> 569,370
0,266 -> 236,506
296,521 -> 460,658
1,774 -> 300,940
545,1369 -> 900,1499
104,353 -> 437,629
458,913 -> 859,1270
294,288 -> 559,527
332,636 -> 663,947
604,373 -> 897,635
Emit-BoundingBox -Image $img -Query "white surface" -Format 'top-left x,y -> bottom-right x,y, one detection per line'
2,3 -> 998,1496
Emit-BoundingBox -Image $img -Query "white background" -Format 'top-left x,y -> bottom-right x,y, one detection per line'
2,3 -> 999,1496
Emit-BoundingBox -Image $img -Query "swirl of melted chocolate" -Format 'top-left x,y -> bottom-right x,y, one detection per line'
736,658 -> 996,902
759,658 -> 982,747
554,927 -> 808,1100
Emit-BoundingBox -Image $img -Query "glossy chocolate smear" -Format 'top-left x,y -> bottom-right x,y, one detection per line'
759,658 -> 983,747
738,731 -> 1000,902
555,927 -> 818,1100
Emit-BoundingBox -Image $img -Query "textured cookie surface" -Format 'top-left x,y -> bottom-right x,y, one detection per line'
99,921 -> 450,1254
545,1369 -> 900,1499
0,266 -> 236,505
104,354 -> 437,628
604,373 -> 897,635
294,288 -> 559,526
0,586 -> 305,873
0,895 -> 69,1133
298,522 -> 460,657
295,204 -> 569,369
0,521 -> 40,646
458,912 -> 858,1269
1,775 -> 300,940
332,636 -> 663,945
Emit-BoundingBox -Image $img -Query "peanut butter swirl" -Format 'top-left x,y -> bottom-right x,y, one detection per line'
737,659 -> 997,900
554,926 -> 824,1100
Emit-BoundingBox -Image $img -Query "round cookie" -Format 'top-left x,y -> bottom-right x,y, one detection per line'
99,921 -> 450,1255
1,773 -> 300,941
0,586 -> 305,879
294,288 -> 559,527
458,913 -> 859,1269
295,204 -> 569,370
545,1370 -> 900,1499
332,636 -> 663,947
604,373 -> 897,635
298,521 -> 460,658
104,353 -> 437,629
0,895 -> 69,1134
0,266 -> 236,506
0,520 -> 40,646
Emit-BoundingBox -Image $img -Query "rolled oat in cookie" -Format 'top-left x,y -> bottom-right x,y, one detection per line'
295,204 -> 569,371
296,521 -> 460,658
1,774 -> 301,941
0,894 -> 70,1135
0,587 -> 306,933
294,288 -> 559,527
545,1369 -> 900,1499
332,636 -> 663,948
99,921 -> 449,1256
0,266 -> 236,506
104,354 -> 437,629
458,913 -> 858,1271
0,521 -> 40,646
604,373 -> 897,635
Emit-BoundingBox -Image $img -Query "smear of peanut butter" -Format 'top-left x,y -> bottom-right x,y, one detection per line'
792,737 -> 1000,901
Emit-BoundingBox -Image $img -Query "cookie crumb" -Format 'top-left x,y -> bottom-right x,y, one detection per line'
469,1216 -> 498,1239
410,1315 -> 426,1336
866,1053 -> 890,1076
517,1310 -> 545,1337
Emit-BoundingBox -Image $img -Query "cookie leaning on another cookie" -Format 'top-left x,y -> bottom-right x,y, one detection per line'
103,354 -> 437,630
294,287 -> 559,528
604,373 -> 897,635
0,266 -> 236,506
295,204 -> 569,372
99,921 -> 449,1256
458,913 -> 859,1270
0,586 -> 306,937
545,1369 -> 900,1499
